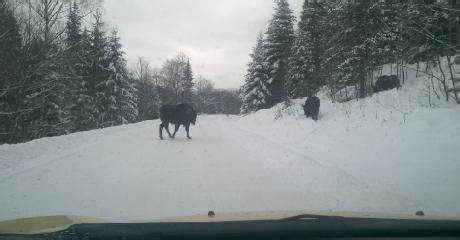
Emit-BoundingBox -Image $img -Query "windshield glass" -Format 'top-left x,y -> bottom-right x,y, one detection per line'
1,0 -> 460,225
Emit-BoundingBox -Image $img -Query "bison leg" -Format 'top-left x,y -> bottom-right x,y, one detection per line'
185,123 -> 191,139
164,122 -> 173,138
159,122 -> 164,140
313,111 -> 319,121
160,122 -> 172,140
172,124 -> 180,139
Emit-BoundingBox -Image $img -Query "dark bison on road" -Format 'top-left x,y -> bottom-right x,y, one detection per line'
159,103 -> 197,140
373,75 -> 401,93
303,96 -> 320,121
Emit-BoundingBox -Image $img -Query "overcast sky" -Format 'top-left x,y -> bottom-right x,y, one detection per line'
103,0 -> 303,89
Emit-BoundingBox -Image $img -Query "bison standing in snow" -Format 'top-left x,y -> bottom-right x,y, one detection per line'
159,103 -> 197,140
373,75 -> 401,93
303,96 -> 320,121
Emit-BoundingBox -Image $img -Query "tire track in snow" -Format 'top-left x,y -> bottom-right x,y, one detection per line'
223,118 -> 424,214
215,117 -> 345,210
192,116 -> 280,213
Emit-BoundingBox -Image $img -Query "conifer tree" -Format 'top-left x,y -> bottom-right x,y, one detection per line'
240,33 -> 270,113
287,0 -> 328,98
0,0 -> 24,143
263,0 -> 295,106
181,60 -> 194,103
106,30 -> 138,124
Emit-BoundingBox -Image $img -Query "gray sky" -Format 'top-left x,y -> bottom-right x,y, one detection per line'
103,0 -> 303,89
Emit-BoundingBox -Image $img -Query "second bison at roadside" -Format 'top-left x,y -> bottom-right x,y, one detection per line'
303,96 -> 320,121
159,103 -> 197,140
373,75 -> 401,93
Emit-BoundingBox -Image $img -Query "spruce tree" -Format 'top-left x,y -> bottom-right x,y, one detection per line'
0,0 -> 23,143
240,33 -> 270,113
89,11 -> 110,127
66,2 -> 82,51
119,75 -> 139,124
181,60 -> 194,103
326,1 -> 374,99
263,0 -> 295,106
73,29 -> 99,131
66,1 -> 87,132
36,48 -> 73,137
106,30 -> 138,124
287,0 -> 328,98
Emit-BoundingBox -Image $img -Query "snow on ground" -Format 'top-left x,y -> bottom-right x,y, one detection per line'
1,63 -> 460,222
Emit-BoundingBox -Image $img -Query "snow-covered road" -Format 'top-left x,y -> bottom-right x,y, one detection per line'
1,108 -> 460,222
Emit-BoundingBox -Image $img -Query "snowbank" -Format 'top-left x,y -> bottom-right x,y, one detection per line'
233,61 -> 460,219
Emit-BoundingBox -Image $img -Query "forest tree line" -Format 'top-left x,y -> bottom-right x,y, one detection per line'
240,0 -> 460,113
133,56 -> 241,121
0,0 -> 240,144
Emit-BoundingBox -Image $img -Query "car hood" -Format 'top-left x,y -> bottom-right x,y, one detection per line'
1,210 -> 458,235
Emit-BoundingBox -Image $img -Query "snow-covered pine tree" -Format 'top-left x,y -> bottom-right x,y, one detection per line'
119,74 -> 139,124
66,1 -> 82,52
263,0 -> 295,106
107,30 -> 138,124
73,28 -> 99,131
89,11 -> 111,128
0,0 -> 24,143
287,0 -> 328,98
66,1 -> 91,132
367,1 -> 402,67
40,47 -> 73,137
286,33 -> 308,98
240,33 -> 270,113
181,59 -> 194,103
322,1 -> 345,99
452,0 -> 460,52
327,1 -> 374,99
99,30 -> 123,127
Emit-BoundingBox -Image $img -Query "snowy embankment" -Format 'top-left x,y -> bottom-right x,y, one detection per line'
1,62 -> 460,222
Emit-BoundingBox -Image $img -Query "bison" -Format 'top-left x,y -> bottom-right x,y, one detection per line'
303,96 -> 320,121
373,75 -> 401,93
159,103 -> 197,140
